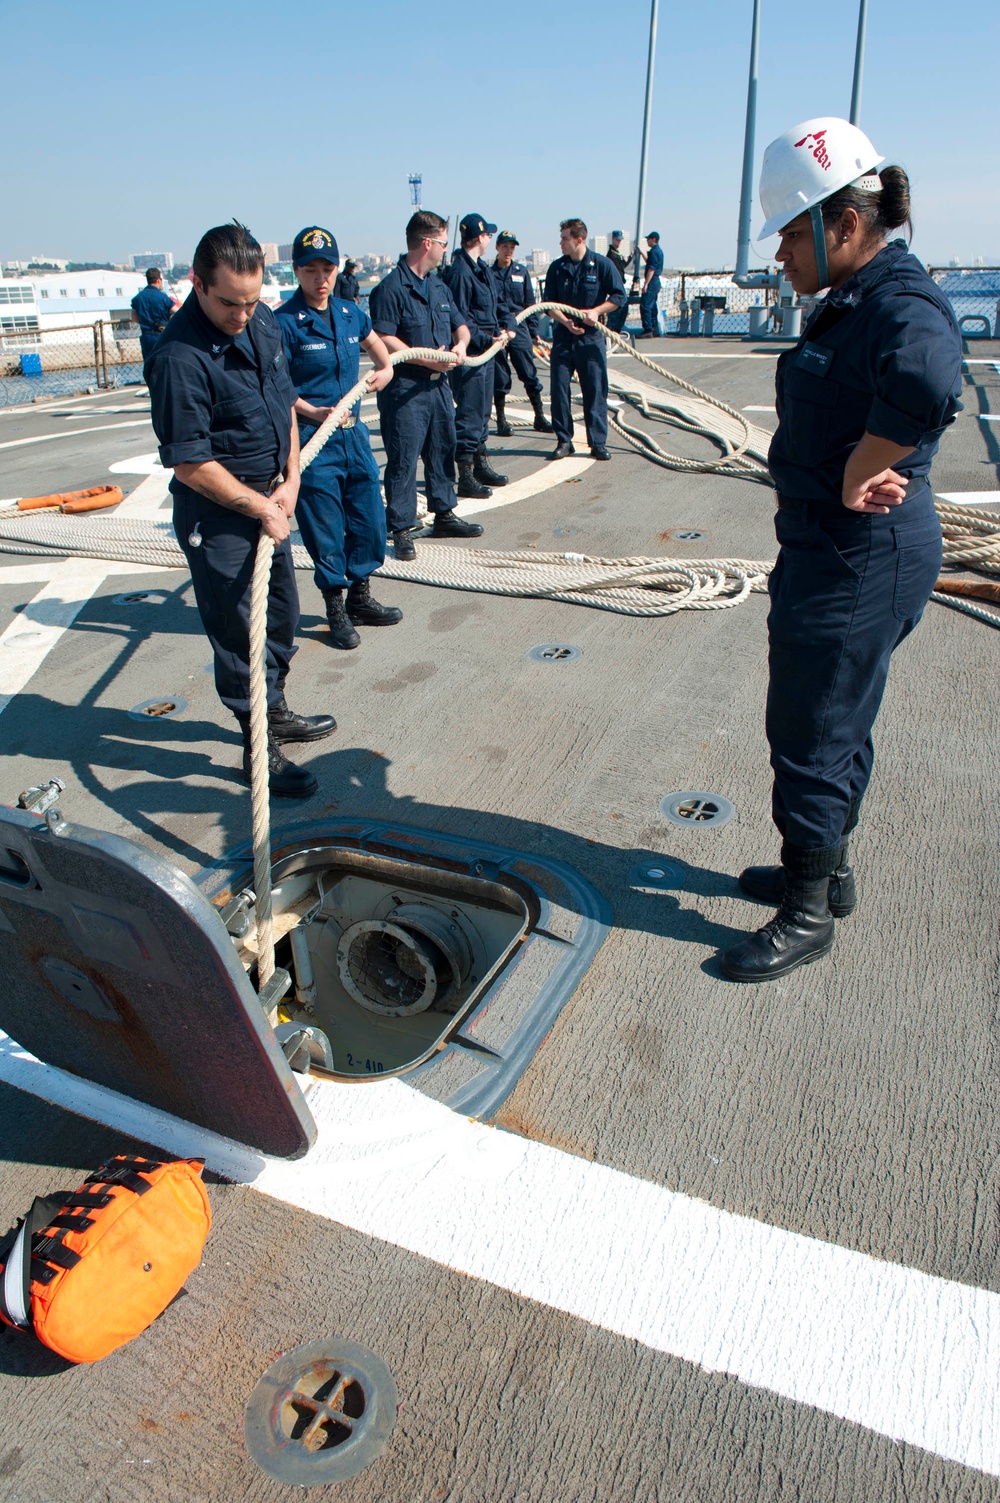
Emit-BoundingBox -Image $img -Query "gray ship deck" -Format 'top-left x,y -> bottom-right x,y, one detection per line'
0,339 -> 997,1503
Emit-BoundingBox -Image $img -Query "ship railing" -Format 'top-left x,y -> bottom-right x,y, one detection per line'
0,320 -> 145,405
927,267 -> 1000,340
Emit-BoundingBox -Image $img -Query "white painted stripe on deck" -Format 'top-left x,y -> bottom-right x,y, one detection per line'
455,453 -> 595,517
611,351 -> 781,360
0,564 -> 109,714
114,467 -> 173,516
0,388 -> 148,418
63,406 -> 150,418
109,451 -> 163,476
0,420 -> 151,451
936,491 -> 1000,507
0,1036 -> 997,1479
977,414 -> 1000,422
0,560 -> 174,585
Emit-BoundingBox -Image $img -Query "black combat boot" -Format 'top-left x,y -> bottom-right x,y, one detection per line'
494,396 -> 512,437
267,694 -> 337,742
473,444 -> 508,486
456,457 -> 492,499
739,841 -> 856,917
721,875 -> 835,982
240,725 -> 319,800
323,587 -> 360,650
547,440 -> 575,461
393,528 -> 416,562
430,508 -> 484,539
529,389 -> 553,432
346,578 -> 402,627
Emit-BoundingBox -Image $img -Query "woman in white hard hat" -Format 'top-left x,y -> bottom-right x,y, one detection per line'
721,118 -> 963,983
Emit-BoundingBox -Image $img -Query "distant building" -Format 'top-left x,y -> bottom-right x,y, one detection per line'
612,232 -> 632,258
278,243 -> 295,262
530,249 -> 550,274
0,270 -> 152,361
588,235 -> 608,256
259,242 -> 280,266
4,256 -> 72,274
131,251 -> 173,273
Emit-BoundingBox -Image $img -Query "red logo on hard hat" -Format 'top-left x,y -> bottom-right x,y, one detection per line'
794,129 -> 831,171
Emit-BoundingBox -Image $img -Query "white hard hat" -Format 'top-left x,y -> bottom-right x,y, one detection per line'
757,117 -> 885,241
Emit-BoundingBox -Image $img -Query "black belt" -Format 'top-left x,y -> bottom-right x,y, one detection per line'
232,471 -> 282,493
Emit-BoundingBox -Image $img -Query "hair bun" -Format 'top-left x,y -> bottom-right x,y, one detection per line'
878,165 -> 912,232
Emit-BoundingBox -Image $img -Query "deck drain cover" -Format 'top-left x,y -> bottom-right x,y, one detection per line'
112,590 -> 168,606
669,528 -> 711,542
628,860 -> 685,891
527,643 -> 583,664
129,696 -> 188,721
245,1337 -> 397,1486
553,526 -> 578,536
660,791 -> 735,828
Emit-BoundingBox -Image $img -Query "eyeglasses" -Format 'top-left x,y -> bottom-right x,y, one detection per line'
428,238 -> 449,248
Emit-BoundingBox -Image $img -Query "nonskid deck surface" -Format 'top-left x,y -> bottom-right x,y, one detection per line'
0,340 -> 997,1502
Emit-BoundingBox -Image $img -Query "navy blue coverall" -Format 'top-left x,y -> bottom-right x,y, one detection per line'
368,258 -> 468,533
640,242 -> 663,335
274,287 -> 384,595
146,294 -> 300,718
442,248 -> 516,456
543,252 -> 626,448
490,260 -> 543,398
334,272 -> 360,302
606,246 -> 631,333
131,283 -> 176,361
765,240 -> 962,872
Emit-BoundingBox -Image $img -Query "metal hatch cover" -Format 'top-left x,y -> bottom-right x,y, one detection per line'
0,805 -> 315,1159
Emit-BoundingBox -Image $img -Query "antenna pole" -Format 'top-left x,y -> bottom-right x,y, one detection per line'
734,0 -> 761,280
850,0 -> 868,125
632,0 -> 660,286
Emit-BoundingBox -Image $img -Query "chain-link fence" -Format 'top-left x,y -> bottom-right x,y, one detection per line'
927,268 -> 1000,340
0,319 -> 146,406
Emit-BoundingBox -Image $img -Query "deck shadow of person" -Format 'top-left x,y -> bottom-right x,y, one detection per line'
2,691 -> 250,870
258,745 -> 749,951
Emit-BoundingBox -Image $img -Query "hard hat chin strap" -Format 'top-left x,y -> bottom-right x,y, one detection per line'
809,205 -> 829,291
806,202 -> 830,290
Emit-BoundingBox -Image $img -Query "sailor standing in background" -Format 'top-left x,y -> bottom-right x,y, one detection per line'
543,218 -> 626,462
441,213 -> 516,498
275,227 -> 401,652
334,260 -> 360,303
146,221 -> 335,800
367,210 -> 479,562
131,268 -> 178,361
490,231 -> 553,437
720,118 -> 963,982
605,231 -> 630,334
636,231 -> 663,338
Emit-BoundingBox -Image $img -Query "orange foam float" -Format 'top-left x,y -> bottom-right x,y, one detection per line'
16,485 -> 123,514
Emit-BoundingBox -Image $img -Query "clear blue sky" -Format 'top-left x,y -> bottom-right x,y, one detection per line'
3,0 -> 996,269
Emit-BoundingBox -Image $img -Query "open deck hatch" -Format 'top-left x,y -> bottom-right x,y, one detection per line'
0,805 -> 610,1157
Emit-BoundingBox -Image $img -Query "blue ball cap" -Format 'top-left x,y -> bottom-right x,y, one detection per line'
645,230 -> 660,240
459,213 -> 497,240
496,230 -> 519,246
292,226 -> 340,266
612,230 -> 624,238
